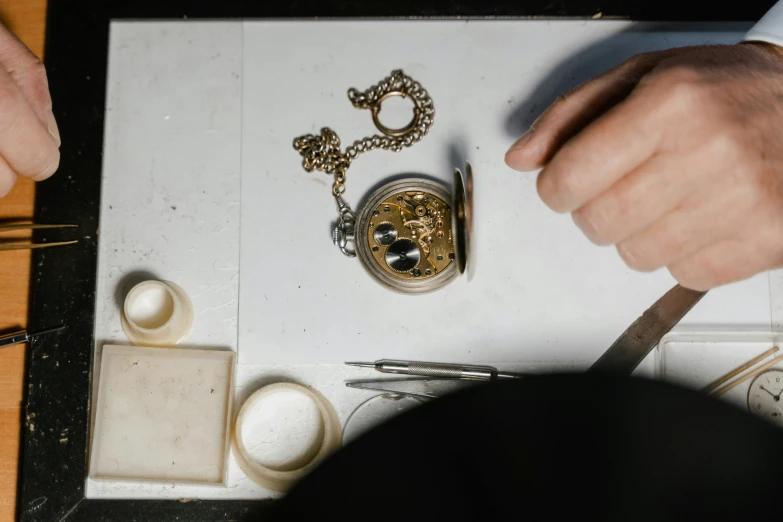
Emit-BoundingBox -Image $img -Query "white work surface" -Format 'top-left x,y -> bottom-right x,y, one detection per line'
90,19 -> 783,500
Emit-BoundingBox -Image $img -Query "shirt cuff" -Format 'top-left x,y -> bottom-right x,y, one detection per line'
744,2 -> 783,47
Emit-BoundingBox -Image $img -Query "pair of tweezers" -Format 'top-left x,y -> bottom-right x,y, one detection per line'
0,223 -> 78,251
346,378 -> 483,399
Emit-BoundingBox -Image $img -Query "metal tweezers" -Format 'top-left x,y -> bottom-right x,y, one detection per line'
0,223 -> 78,251
347,378 -> 484,399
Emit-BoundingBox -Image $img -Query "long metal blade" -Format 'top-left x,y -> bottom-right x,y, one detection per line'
346,378 -> 482,399
588,284 -> 707,375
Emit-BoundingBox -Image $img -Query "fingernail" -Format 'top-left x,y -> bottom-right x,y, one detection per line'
32,150 -> 60,181
46,107 -> 61,147
530,112 -> 545,130
505,128 -> 537,170
507,128 -> 534,153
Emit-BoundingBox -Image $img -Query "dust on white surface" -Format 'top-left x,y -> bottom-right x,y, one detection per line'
89,19 -> 242,499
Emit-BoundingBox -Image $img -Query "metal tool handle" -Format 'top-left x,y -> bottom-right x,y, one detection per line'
0,331 -> 29,348
407,361 -> 494,380
0,325 -> 65,349
378,360 -> 498,381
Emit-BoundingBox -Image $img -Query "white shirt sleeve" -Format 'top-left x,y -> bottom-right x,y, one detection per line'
745,1 -> 783,47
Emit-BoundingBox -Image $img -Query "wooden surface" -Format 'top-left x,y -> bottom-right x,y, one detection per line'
0,1 -> 47,520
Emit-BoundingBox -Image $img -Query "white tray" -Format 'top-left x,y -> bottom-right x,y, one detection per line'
89,345 -> 236,486
657,331 -> 783,410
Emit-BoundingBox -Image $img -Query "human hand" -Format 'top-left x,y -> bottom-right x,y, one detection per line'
0,22 -> 60,198
505,43 -> 783,291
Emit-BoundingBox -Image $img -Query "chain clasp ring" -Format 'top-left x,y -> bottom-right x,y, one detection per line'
370,91 -> 421,138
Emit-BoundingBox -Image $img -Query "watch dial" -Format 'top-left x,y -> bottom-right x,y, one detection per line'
748,370 -> 783,427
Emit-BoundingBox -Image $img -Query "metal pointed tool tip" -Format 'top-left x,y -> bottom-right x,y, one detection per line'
32,325 -> 67,337
345,362 -> 374,368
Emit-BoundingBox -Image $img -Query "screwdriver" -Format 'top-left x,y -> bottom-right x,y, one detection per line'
345,359 -> 523,381
0,325 -> 66,348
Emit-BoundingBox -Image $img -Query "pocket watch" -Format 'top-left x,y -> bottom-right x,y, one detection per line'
293,70 -> 473,294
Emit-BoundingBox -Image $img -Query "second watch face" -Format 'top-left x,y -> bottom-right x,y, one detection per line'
364,190 -> 455,281
748,369 -> 783,427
